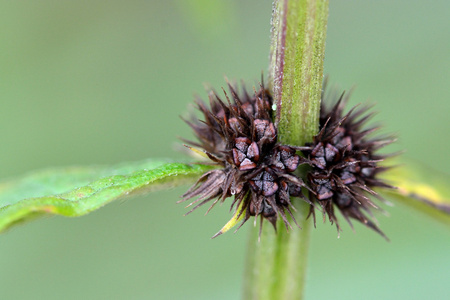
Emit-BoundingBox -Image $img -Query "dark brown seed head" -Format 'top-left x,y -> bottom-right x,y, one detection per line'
302,89 -> 396,239
181,81 -> 309,236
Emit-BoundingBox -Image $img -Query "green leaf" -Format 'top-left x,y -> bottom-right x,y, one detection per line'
380,158 -> 450,225
0,159 -> 213,233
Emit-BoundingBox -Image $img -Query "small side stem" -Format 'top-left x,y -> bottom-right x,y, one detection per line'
242,1 -> 328,299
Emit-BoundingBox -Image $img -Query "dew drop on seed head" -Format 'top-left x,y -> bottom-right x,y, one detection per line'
231,188 -> 236,195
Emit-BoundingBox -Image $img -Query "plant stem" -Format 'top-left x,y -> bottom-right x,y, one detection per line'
242,1 -> 328,299
243,201 -> 311,300
269,0 -> 328,147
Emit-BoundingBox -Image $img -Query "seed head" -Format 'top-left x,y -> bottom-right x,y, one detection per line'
302,89 -> 396,238
181,81 -> 309,237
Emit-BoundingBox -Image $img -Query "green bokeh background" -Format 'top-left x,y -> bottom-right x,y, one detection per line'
0,1 -> 449,299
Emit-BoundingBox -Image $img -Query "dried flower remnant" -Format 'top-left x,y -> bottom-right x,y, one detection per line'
180,81 -> 310,237
301,89 -> 396,238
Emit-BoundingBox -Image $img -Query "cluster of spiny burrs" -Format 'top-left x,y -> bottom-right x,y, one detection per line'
301,89 -> 396,238
181,82 -> 310,236
181,80 -> 395,238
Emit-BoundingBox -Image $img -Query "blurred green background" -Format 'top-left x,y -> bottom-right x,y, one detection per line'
0,1 -> 449,299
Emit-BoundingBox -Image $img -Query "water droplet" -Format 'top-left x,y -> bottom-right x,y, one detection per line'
230,188 -> 236,195
272,104 -> 277,111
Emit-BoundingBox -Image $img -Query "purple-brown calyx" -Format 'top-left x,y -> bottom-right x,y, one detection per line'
233,137 -> 259,170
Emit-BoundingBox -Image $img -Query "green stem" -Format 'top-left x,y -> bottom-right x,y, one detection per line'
242,1 -> 328,299
243,201 -> 311,300
269,0 -> 328,146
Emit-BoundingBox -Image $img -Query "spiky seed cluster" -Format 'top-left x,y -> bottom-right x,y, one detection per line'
181,83 -> 309,235
301,91 -> 395,238
181,79 -> 396,239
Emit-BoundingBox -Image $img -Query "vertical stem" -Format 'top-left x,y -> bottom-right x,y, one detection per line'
243,201 -> 311,300
243,1 -> 328,299
270,0 -> 328,146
